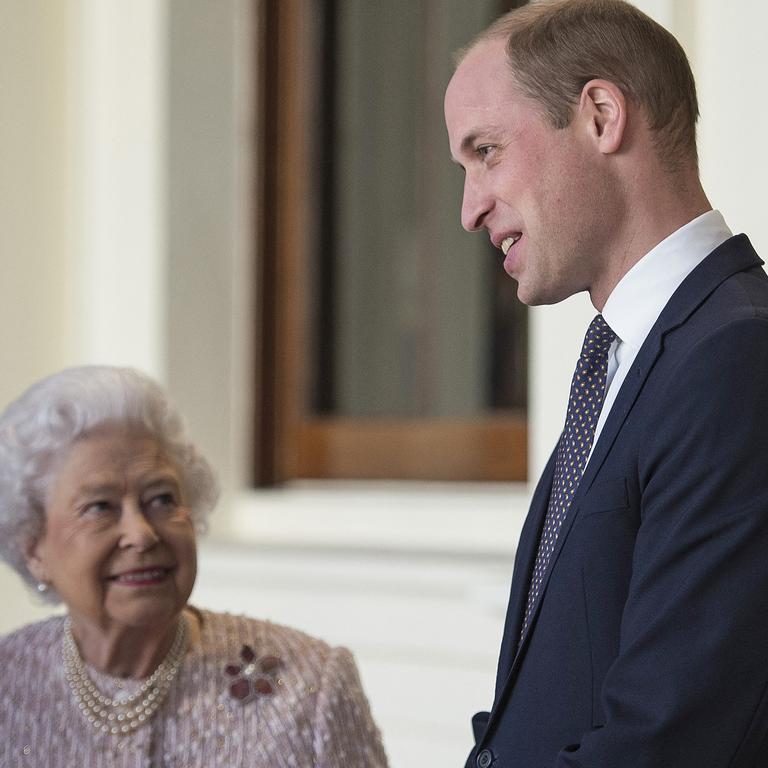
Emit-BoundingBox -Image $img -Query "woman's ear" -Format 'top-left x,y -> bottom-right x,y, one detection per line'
578,78 -> 627,155
24,537 -> 49,584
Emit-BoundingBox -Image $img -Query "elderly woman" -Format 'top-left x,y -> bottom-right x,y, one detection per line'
0,366 -> 388,767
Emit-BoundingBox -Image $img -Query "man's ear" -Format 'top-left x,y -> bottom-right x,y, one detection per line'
24,537 -> 49,584
578,78 -> 627,155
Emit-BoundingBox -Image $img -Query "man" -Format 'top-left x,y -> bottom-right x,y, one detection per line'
444,2 -> 768,767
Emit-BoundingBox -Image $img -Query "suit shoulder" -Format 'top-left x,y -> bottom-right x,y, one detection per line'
693,263 -> 768,326
666,284 -> 768,365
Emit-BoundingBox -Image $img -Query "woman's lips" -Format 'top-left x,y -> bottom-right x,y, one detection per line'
109,567 -> 171,586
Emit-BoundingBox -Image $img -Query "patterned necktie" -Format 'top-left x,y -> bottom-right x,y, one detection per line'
520,314 -> 616,640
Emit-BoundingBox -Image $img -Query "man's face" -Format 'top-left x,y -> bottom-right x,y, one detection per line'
444,39 -> 615,306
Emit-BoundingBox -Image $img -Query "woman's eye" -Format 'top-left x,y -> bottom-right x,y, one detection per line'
83,500 -> 113,516
146,492 -> 177,511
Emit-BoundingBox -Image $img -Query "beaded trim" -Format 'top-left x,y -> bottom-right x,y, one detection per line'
62,615 -> 188,736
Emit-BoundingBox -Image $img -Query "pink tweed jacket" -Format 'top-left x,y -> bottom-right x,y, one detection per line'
0,610 -> 388,767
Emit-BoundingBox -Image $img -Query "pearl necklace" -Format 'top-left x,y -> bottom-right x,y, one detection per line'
62,615 -> 188,736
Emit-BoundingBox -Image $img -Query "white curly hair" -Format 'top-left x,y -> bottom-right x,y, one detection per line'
0,365 -> 219,603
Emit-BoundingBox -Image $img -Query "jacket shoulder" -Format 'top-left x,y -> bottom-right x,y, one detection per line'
0,615 -> 64,683
196,609 -> 335,675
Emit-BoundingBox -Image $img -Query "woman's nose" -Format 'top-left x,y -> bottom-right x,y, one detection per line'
118,503 -> 160,550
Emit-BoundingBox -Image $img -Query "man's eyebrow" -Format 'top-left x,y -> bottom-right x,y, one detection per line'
460,132 -> 480,154
449,131 -> 480,167
453,126 -> 504,161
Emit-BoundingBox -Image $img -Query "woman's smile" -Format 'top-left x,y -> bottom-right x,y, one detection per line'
107,566 -> 174,586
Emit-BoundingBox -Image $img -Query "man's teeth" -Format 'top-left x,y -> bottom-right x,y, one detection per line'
115,569 -> 166,583
501,235 -> 521,255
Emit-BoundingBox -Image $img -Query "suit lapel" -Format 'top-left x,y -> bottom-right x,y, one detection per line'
479,235 -> 762,747
493,446 -> 557,701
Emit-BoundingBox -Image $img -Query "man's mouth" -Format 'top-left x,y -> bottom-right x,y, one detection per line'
501,234 -> 522,255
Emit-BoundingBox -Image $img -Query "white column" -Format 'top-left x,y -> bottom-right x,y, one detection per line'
68,0 -> 168,380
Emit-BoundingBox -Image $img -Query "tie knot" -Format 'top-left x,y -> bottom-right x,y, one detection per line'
581,314 -> 616,359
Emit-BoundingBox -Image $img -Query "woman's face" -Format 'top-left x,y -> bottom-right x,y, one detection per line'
27,425 -> 197,635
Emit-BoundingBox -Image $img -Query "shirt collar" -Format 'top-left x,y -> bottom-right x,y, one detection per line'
602,210 -> 733,350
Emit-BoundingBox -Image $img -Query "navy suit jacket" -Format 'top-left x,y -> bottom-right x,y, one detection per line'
467,235 -> 768,768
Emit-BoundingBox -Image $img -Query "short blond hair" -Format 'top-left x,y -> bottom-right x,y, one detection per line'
463,0 -> 698,171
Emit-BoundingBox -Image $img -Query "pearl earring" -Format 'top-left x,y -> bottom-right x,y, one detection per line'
37,581 -> 49,593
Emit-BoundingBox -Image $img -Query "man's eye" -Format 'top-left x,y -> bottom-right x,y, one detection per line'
476,145 -> 495,159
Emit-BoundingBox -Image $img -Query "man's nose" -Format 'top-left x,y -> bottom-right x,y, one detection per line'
461,176 -> 492,232
119,503 -> 160,551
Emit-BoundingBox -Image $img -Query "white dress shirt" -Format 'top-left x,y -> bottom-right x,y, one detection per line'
592,209 -> 733,450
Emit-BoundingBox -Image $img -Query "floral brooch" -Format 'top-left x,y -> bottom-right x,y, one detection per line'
225,644 -> 281,702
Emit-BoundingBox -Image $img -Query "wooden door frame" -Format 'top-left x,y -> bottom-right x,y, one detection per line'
254,0 -> 527,485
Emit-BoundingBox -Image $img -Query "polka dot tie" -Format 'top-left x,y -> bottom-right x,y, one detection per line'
520,314 -> 616,641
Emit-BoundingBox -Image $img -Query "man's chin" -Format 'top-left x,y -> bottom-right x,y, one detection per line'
514,281 -> 546,307
515,280 -> 581,307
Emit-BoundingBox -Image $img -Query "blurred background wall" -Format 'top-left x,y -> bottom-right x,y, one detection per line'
1,1 -> 766,765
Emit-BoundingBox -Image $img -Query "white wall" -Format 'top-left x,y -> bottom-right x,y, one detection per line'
695,0 -> 768,258
0,0 -> 73,629
0,2 -> 73,404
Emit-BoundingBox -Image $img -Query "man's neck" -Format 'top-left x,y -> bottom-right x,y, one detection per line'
590,171 -> 711,311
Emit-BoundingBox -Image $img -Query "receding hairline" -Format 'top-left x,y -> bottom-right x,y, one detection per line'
449,0 -> 700,171
452,23 -> 508,70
